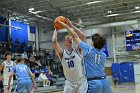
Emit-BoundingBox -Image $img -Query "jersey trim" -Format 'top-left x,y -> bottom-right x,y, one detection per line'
65,48 -> 73,55
4,61 -> 13,65
84,47 -> 90,58
75,48 -> 82,58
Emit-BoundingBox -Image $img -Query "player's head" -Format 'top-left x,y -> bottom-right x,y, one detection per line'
91,33 -> 106,49
63,35 -> 73,48
5,52 -> 12,60
16,57 -> 24,64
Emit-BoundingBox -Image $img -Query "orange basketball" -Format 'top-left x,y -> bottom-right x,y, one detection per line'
54,16 -> 67,30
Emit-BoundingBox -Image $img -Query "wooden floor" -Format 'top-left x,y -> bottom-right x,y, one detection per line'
49,83 -> 140,93
112,83 -> 140,93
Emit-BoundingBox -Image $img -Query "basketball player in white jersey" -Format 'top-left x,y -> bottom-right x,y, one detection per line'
0,52 -> 15,93
52,19 -> 87,93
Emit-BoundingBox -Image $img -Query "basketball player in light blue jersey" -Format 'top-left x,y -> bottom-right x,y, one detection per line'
7,57 -> 37,93
59,21 -> 113,93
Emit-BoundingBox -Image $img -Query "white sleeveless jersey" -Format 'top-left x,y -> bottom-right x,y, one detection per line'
61,48 -> 85,82
3,60 -> 14,77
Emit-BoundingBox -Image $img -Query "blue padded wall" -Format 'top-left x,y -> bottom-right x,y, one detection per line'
10,20 -> 28,49
120,62 -> 134,82
112,62 -> 134,83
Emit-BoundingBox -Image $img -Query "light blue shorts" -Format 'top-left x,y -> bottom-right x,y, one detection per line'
16,79 -> 33,93
87,78 -> 113,93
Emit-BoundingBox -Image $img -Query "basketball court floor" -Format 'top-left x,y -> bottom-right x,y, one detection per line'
36,83 -> 140,93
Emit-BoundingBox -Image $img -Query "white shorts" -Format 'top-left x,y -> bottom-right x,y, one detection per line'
3,76 -> 13,85
63,78 -> 88,93
3,77 -> 13,93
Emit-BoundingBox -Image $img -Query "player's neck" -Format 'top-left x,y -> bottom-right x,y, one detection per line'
6,59 -> 11,62
66,47 -> 73,52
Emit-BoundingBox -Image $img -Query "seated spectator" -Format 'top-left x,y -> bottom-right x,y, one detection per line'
38,70 -> 50,87
29,54 -> 36,69
33,66 -> 40,77
28,44 -> 33,53
21,41 -> 26,53
46,66 -> 53,86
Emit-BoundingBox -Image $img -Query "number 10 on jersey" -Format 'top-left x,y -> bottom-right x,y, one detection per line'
67,60 -> 74,68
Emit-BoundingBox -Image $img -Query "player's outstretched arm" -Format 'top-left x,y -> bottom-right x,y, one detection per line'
52,29 -> 63,60
58,21 -> 81,44
66,18 -> 86,41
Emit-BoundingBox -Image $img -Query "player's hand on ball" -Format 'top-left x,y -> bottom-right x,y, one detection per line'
58,20 -> 68,28
66,18 -> 73,28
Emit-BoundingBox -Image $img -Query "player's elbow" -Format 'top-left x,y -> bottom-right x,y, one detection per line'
9,75 -> 13,78
52,38 -> 57,43
30,73 -> 35,78
52,40 -> 56,43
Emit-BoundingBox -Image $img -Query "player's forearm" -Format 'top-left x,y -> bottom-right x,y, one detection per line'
66,27 -> 81,43
52,30 -> 58,42
71,25 -> 86,41
66,27 -> 78,38
32,77 -> 36,85
31,75 -> 36,85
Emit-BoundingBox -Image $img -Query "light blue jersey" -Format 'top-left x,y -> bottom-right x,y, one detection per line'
12,64 -> 31,81
12,64 -> 33,93
79,41 -> 106,78
79,41 -> 112,93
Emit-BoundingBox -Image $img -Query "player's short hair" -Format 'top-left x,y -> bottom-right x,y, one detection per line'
5,52 -> 11,58
16,57 -> 24,63
91,33 -> 106,49
63,35 -> 73,42
63,35 -> 71,40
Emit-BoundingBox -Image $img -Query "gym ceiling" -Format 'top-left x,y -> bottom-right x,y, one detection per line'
0,0 -> 140,30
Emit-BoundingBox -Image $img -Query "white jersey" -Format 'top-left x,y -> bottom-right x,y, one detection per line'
3,60 -> 14,85
61,48 -> 85,82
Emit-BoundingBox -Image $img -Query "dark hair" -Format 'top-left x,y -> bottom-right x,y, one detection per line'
16,57 -> 24,63
5,52 -> 11,58
91,33 -> 106,49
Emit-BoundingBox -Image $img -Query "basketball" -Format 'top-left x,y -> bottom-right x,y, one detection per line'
54,16 -> 67,30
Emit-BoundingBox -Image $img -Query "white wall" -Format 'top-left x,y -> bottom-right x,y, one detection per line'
39,28 -> 112,49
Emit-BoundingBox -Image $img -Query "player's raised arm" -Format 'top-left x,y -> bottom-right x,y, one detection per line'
52,29 -> 63,60
66,18 -> 86,41
58,21 -> 81,44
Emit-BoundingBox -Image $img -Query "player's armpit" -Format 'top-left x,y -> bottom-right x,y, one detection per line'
58,52 -> 63,61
